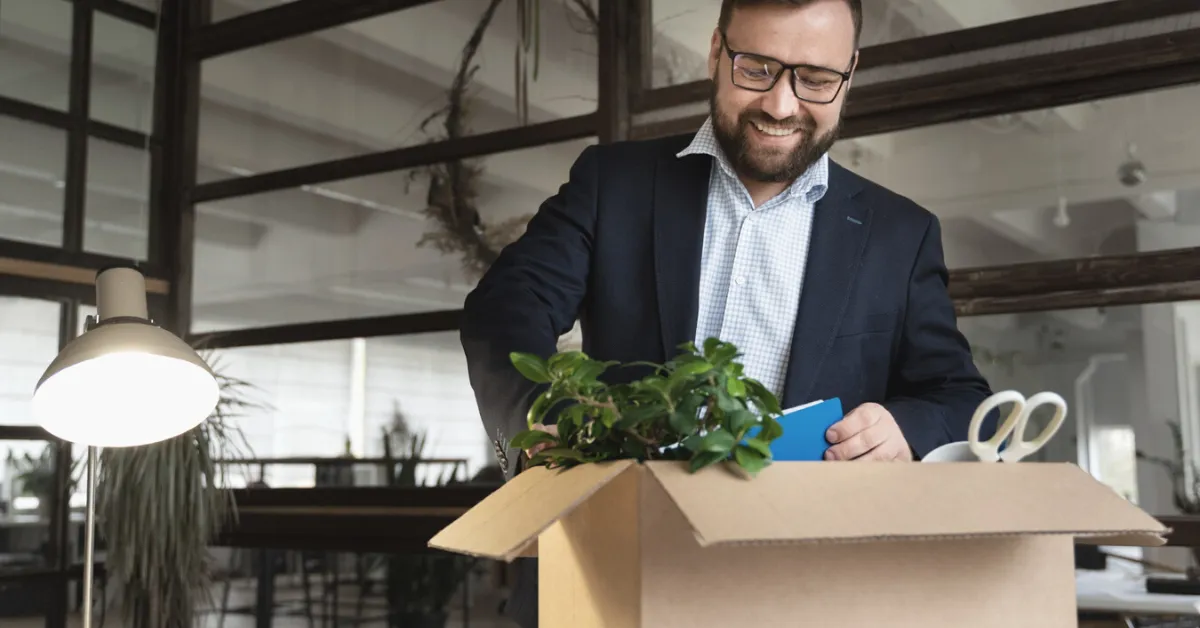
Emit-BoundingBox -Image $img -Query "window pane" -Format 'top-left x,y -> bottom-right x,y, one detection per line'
206,332 -> 490,489
210,0 -> 298,22
85,138 -> 151,260
832,83 -> 1200,268
91,11 -> 156,134
957,301 -> 1200,518
648,0 -> 1120,88
0,116 -> 67,247
0,439 -> 62,582
0,0 -> 71,110
198,2 -> 596,175
192,136 -> 595,331
0,298 -> 61,426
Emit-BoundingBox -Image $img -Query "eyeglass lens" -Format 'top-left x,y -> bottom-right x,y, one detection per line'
732,53 -> 843,102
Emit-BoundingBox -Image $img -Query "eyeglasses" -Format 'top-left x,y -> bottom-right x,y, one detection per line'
720,32 -> 854,105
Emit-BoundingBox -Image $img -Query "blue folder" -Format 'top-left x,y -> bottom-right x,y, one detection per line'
745,398 -> 844,461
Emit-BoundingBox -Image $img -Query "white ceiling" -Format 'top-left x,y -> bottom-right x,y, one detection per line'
1,0 -> 1199,348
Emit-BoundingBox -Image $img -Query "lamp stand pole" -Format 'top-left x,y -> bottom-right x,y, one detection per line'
82,445 -> 98,628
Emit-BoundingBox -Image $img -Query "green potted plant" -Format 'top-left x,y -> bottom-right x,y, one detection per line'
381,407 -> 479,627
507,338 -> 785,476
7,444 -> 81,518
1137,419 -> 1200,514
95,352 -> 260,628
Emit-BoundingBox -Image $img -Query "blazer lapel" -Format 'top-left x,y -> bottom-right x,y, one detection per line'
653,151 -> 713,360
781,162 -> 871,408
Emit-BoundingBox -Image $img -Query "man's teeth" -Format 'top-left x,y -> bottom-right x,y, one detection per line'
752,122 -> 798,136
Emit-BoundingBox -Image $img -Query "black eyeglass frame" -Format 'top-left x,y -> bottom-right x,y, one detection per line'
719,31 -> 856,104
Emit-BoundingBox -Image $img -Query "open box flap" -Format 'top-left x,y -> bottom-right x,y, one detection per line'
645,461 -> 1168,547
427,459 -> 637,561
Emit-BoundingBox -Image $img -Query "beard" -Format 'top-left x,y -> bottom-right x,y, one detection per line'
709,82 -> 842,184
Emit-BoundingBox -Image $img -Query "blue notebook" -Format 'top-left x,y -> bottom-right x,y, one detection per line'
745,398 -> 844,461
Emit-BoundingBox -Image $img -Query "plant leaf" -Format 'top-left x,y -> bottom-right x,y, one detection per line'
548,350 -> 587,376
744,378 -> 782,415
744,437 -> 773,458
698,429 -> 736,453
727,409 -> 757,438
528,447 -> 586,467
669,409 -> 698,435
733,444 -> 769,475
617,404 -> 663,430
725,376 -> 746,398
689,450 -> 727,473
526,389 -> 563,426
511,352 -> 551,383
509,429 -> 558,451
760,415 -> 784,442
674,358 -> 713,376
572,359 -> 613,384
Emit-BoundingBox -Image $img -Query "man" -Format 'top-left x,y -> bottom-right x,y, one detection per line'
461,0 -> 993,625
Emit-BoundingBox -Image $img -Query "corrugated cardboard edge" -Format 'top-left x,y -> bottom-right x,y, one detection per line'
678,529 -> 1169,548
643,460 -> 1170,549
427,459 -> 639,561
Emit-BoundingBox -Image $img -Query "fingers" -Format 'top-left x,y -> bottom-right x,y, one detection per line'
826,405 -> 881,445
525,423 -> 559,458
824,404 -> 911,461
825,423 -> 886,460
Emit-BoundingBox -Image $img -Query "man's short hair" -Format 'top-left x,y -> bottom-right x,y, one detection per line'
718,0 -> 864,47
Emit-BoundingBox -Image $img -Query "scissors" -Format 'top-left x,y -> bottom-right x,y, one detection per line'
967,389 -> 1068,462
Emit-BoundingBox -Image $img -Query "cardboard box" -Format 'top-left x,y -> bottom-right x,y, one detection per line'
429,459 -> 1168,627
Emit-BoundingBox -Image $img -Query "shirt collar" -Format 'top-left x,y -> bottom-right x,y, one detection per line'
677,116 -> 830,204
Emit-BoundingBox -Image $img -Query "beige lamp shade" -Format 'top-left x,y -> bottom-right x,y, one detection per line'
32,266 -> 220,447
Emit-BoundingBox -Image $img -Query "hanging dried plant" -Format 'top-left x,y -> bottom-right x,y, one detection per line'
408,0 -> 536,279
414,0 -> 681,278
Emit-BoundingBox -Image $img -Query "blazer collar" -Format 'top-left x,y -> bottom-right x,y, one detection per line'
652,148 -> 711,360
780,161 -> 871,408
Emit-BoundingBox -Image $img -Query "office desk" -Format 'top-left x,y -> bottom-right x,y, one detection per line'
1078,570 -> 1200,616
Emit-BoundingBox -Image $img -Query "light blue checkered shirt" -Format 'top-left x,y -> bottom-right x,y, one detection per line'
678,117 -> 830,400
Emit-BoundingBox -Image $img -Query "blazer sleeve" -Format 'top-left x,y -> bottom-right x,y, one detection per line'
882,214 -> 996,458
460,144 -> 600,478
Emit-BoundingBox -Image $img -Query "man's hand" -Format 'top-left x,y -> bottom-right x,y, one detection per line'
824,403 -> 913,461
524,423 -> 558,459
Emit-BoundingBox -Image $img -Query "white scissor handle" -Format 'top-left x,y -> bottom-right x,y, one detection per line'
999,391 -> 1068,463
968,390 -> 1026,462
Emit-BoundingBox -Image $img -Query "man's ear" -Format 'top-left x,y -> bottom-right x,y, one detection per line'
845,50 -> 860,90
708,28 -> 721,78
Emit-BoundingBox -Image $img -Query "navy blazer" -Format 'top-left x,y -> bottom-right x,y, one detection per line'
462,132 -> 993,471
460,133 -> 996,628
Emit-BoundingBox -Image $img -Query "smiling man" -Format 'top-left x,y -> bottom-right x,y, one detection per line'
461,1 -> 994,625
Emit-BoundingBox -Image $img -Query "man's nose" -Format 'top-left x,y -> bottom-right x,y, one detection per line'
760,73 -> 800,120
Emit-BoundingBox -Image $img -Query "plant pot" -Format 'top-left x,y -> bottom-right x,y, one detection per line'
391,611 -> 448,628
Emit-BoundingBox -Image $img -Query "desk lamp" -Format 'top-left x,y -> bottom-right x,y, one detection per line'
31,265 -> 220,628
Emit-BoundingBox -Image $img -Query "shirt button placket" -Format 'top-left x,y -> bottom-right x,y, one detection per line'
732,213 -> 753,288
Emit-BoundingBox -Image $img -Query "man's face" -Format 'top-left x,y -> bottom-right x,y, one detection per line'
708,1 -> 858,183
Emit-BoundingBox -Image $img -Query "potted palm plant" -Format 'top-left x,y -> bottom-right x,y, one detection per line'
95,351 -> 259,628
